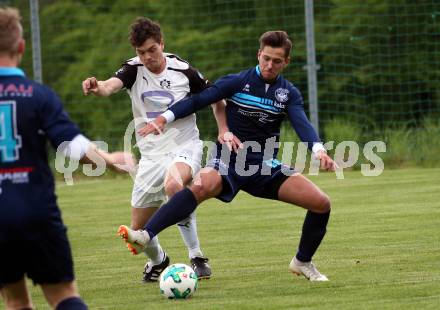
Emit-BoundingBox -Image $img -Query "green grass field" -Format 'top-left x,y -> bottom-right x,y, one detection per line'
25,168 -> 440,309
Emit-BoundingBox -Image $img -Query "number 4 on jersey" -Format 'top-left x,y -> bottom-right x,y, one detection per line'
0,101 -> 22,163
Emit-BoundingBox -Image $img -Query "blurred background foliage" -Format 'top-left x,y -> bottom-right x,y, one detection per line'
4,0 -> 440,167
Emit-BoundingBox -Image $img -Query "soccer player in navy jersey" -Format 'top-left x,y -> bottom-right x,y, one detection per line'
119,31 -> 337,281
0,7 -> 135,309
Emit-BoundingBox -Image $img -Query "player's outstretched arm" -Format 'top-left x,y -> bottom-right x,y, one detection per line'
60,135 -> 137,174
81,145 -> 137,174
55,134 -> 137,173
138,85 -> 225,137
82,77 -> 123,97
138,73 -> 241,137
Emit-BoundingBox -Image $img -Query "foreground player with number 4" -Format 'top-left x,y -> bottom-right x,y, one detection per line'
0,7 -> 136,310
120,30 -> 338,282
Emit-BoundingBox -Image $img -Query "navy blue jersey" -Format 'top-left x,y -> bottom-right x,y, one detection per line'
0,68 -> 81,241
169,66 -> 321,158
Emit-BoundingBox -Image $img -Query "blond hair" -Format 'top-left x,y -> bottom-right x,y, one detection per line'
0,7 -> 22,55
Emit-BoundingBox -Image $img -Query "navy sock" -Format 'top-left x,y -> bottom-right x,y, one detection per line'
296,210 -> 330,262
55,297 -> 88,310
144,188 -> 198,238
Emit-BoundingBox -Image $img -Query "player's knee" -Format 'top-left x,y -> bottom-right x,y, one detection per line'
315,193 -> 331,213
189,183 -> 207,201
190,181 -> 218,202
164,179 -> 184,198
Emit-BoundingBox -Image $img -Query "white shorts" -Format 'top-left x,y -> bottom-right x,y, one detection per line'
131,140 -> 203,208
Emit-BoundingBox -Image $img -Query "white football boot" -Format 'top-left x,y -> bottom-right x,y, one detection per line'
289,257 -> 329,281
117,225 -> 150,255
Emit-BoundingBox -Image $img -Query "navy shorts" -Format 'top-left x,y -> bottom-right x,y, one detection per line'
0,221 -> 74,287
206,143 -> 296,202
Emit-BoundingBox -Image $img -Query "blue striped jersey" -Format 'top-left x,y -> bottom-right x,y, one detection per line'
169,66 -> 321,159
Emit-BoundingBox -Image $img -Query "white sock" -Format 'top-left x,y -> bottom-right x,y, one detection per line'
177,211 -> 204,259
143,236 -> 165,265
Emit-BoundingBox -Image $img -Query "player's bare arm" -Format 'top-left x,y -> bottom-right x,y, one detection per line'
62,135 -> 136,173
137,104 -> 243,153
82,77 -> 123,96
81,145 -> 137,174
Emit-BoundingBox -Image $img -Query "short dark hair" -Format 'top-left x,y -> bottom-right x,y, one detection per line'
259,31 -> 292,58
129,17 -> 162,47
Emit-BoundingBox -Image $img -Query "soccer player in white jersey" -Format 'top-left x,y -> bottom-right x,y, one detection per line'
82,17 -> 240,282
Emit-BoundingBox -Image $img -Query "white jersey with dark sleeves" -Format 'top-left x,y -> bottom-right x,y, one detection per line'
114,53 -> 208,156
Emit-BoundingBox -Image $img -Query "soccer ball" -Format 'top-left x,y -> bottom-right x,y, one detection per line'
159,263 -> 198,299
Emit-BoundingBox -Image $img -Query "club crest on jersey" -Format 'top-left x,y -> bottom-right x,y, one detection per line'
160,79 -> 171,89
275,88 -> 289,103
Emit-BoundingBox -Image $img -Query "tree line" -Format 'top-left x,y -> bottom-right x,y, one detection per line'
12,0 -> 440,146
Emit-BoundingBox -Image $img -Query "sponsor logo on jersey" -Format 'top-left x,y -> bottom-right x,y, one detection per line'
237,108 -> 275,123
0,167 -> 34,187
273,101 -> 285,109
275,88 -> 289,103
242,84 -> 250,92
140,91 -> 175,108
0,83 -> 33,97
